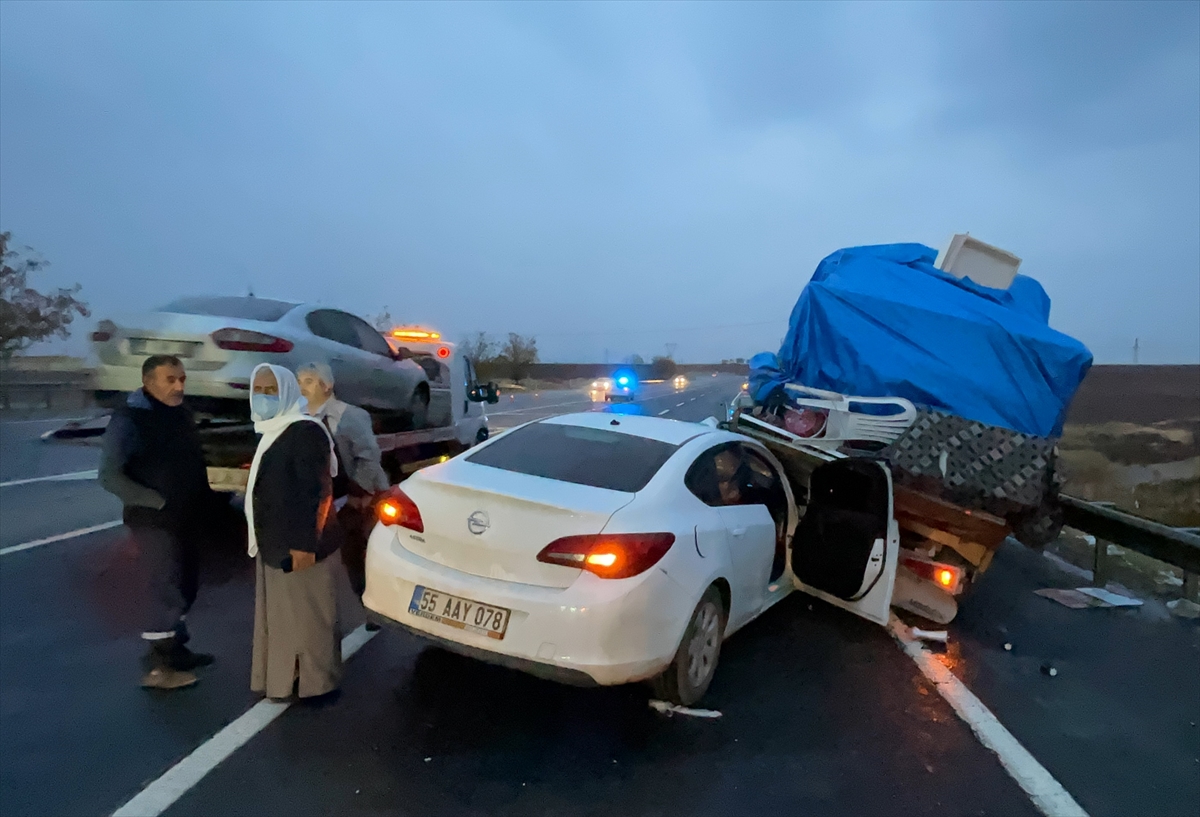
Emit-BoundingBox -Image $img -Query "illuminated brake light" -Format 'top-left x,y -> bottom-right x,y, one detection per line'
436,346 -> 450,359
537,533 -> 675,579
212,328 -> 294,353
376,487 -> 423,532
937,569 -> 955,588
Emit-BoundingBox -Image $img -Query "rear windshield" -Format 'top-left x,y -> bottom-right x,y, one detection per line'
158,296 -> 297,322
466,422 -> 678,493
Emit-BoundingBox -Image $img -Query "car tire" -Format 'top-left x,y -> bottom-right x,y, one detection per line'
409,388 -> 430,430
650,585 -> 725,706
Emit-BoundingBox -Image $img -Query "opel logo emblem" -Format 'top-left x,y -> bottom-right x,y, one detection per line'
467,511 -> 490,535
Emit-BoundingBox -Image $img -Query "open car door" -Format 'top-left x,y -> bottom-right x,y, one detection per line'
790,458 -> 898,626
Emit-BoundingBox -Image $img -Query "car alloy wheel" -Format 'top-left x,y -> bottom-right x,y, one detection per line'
650,585 -> 725,706
686,599 -> 721,689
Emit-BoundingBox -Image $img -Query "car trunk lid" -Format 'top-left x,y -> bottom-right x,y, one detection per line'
398,460 -> 635,589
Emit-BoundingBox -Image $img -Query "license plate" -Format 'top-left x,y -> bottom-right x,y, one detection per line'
408,585 -> 511,640
129,338 -> 199,358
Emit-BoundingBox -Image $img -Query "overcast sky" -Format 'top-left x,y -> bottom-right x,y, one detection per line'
2,1 -> 1197,364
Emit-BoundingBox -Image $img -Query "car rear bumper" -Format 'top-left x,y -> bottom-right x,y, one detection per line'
364,608 -> 600,687
362,526 -> 688,686
94,363 -> 253,400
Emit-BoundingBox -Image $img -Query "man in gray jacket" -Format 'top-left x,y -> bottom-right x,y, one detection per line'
297,362 -> 390,601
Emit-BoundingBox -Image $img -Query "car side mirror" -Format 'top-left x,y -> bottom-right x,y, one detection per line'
469,382 -> 501,404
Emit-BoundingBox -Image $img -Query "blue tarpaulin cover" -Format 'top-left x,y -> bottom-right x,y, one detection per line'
750,243 -> 1092,438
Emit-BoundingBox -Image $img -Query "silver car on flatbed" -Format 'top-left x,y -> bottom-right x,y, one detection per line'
92,296 -> 430,427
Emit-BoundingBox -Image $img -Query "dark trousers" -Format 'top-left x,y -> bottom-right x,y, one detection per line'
338,504 -> 371,597
131,524 -> 198,662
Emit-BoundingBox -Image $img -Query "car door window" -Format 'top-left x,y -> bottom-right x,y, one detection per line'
306,309 -> 361,349
685,444 -> 741,507
347,314 -> 395,358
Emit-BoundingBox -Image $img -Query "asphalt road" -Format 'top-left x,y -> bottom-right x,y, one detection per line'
1,377 -> 1197,817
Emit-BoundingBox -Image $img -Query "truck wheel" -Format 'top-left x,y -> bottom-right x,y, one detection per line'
409,388 -> 430,430
475,427 -> 489,445
650,585 -> 724,706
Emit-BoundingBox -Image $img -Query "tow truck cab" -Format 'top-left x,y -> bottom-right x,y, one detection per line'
385,328 -> 498,448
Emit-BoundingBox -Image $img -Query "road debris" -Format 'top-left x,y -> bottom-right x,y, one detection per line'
1040,663 -> 1058,677
648,700 -> 723,719
1004,642 -> 1013,651
1167,599 -> 1200,620
1035,586 -> 1144,609
1076,587 -> 1143,608
910,628 -> 949,643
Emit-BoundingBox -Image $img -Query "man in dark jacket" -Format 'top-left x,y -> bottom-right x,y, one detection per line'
99,355 -> 216,690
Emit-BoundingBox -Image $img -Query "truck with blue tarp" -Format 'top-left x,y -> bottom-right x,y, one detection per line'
729,238 -> 1093,620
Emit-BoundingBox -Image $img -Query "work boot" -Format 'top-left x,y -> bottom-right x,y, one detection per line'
141,666 -> 198,690
168,642 -> 215,671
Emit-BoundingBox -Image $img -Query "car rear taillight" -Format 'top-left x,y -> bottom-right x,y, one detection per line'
211,328 -> 294,353
901,553 -> 965,595
91,320 -> 117,343
536,533 -> 676,579
376,487 -> 423,532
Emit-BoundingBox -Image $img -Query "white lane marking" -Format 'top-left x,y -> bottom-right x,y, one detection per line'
0,469 -> 98,488
0,415 -> 91,426
889,617 -> 1089,817
111,625 -> 378,817
658,409 -> 670,416
0,520 -> 123,557
488,398 -> 593,416
676,402 -> 685,407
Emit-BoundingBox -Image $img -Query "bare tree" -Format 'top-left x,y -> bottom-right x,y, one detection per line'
0,232 -> 89,360
651,355 -> 677,379
499,333 -> 538,383
459,331 -> 497,364
372,307 -> 394,332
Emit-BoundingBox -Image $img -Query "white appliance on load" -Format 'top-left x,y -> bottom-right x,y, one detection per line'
935,234 -> 1022,290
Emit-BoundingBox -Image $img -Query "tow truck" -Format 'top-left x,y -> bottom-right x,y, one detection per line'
47,327 -> 501,493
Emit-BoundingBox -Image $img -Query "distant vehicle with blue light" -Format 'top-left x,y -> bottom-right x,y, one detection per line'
606,369 -> 639,402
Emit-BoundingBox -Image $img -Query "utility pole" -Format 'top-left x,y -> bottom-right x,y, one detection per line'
1133,337 -> 1140,365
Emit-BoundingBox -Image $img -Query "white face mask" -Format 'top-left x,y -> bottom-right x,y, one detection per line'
251,393 -> 280,420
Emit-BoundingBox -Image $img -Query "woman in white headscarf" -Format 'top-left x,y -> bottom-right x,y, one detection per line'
245,363 -> 344,702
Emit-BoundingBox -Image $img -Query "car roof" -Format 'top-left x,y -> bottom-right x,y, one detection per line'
540,412 -> 718,446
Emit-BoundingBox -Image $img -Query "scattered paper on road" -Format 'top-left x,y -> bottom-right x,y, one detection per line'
1035,586 -> 1144,609
910,628 -> 948,643
1034,588 -> 1094,609
648,700 -> 722,719
1076,587 -> 1143,608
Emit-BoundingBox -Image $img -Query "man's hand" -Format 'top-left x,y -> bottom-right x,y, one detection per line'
289,549 -> 317,572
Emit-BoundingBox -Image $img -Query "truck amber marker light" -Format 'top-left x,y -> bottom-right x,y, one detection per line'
391,328 -> 441,341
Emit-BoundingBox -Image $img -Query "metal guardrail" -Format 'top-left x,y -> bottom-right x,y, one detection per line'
1059,493 -> 1200,576
0,369 -> 93,412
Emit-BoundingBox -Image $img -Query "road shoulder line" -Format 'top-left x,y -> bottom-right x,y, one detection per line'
0,520 -> 123,556
888,616 -> 1089,817
0,469 -> 98,488
111,625 -> 378,817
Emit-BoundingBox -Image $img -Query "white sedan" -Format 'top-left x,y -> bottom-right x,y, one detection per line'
364,412 -> 899,704
91,295 -> 430,425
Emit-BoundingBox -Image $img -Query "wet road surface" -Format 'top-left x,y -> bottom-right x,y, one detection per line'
1,378 -> 1197,816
